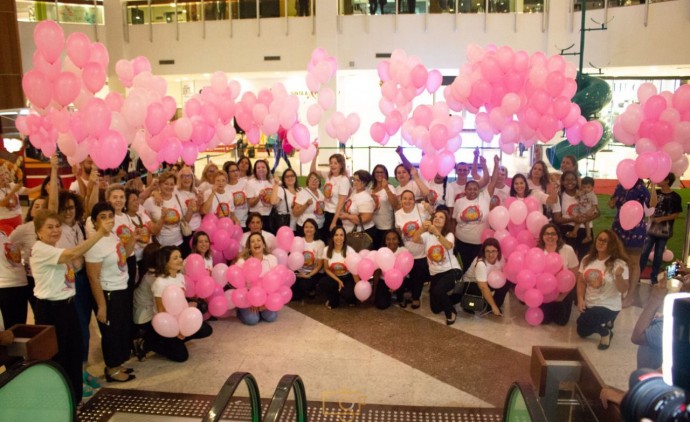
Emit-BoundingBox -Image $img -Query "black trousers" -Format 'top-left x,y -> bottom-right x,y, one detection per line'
180,235 -> 193,258
320,273 -> 355,308
34,297 -> 83,406
73,268 -> 94,363
26,275 -> 37,313
401,258 -> 429,301
429,269 -> 461,318
139,320 -> 213,362
321,212 -> 342,242
454,239 -> 481,271
97,289 -> 132,369
562,225 -> 588,261
374,275 -> 399,309
292,274 -> 318,301
126,255 -> 138,292
577,306 -> 619,338
0,285 -> 29,329
541,289 -> 576,326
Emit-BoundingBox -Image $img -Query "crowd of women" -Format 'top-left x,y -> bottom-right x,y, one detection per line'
0,148 -> 682,406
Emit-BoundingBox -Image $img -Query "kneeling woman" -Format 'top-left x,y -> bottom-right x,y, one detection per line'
292,219 -> 324,301
373,230 -> 408,310
576,230 -> 629,350
235,233 -> 279,325
320,226 -> 359,309
151,245 -> 213,361
412,210 -> 462,325
462,238 -> 508,316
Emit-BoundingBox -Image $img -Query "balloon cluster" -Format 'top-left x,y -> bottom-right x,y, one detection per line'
271,227 -> 309,271
443,44 -> 603,154
342,247 -> 415,301
183,254 -> 236,318
483,197 -> 548,255
152,285 -> 204,337
614,83 -> 690,188
226,260 -> 295,312
198,214 -> 243,264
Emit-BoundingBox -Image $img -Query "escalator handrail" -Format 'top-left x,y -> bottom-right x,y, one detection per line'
502,381 -> 548,422
202,371 -> 262,422
262,374 -> 308,422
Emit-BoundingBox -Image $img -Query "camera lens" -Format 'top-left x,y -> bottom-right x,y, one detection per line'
621,370 -> 688,421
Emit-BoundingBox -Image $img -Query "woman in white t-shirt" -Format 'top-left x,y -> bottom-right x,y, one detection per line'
576,230 -> 629,350
126,189 -> 159,263
31,209 -> 113,402
293,172 -> 326,237
9,197 -> 47,310
85,202 -> 137,383
320,226 -> 359,309
293,219 -> 324,301
372,230 -> 408,310
132,243 -> 159,362
394,164 -> 428,202
197,162 -> 220,194
489,164 -> 510,210
226,162 -> 249,228
270,168 -> 300,232
527,160 -> 551,194
341,170 -> 376,247
103,184 -> 140,291
190,231 -> 214,273
462,238 -> 507,316
510,173 -> 557,206
394,190 -> 432,309
310,150 -> 350,239
177,165 -> 203,240
370,165 -> 398,248
552,171 -> 599,260
246,159 -> 274,232
149,245 -> 213,361
452,180 -> 492,271
0,165 -> 28,233
202,171 -> 239,225
234,233 -> 279,325
0,232 -> 28,331
240,213 -> 277,254
412,209 -> 461,325
143,172 -> 192,252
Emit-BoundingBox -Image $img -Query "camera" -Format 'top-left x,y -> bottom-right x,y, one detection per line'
621,295 -> 690,421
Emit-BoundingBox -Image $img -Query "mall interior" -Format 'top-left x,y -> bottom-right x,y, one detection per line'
1,0 -> 690,421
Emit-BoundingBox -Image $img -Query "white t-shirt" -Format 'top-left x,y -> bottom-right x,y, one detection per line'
30,241 -> 75,300
203,189 -> 235,218
323,246 -> 355,277
445,182 -> 467,207
68,178 -> 88,196
9,221 -> 37,275
556,244 -> 579,271
396,181 -> 423,202
559,191 -> 584,229
463,257 -> 504,283
240,230 -> 276,254
342,191 -> 376,233
300,239 -> 325,275
274,187 -> 298,231
395,205 -> 429,259
295,188 -> 325,228
246,179 -> 274,216
528,189 -> 550,205
144,195 -> 183,246
56,223 -> 85,272
197,181 -> 213,193
84,234 -> 129,291
236,254 -> 278,277
133,270 -> 156,324
427,181 -> 446,207
177,190 -> 202,231
371,186 -> 396,230
0,235 -> 26,288
452,190 -> 491,245
151,273 -> 185,314
0,184 -> 21,220
579,258 -> 629,311
227,180 -> 249,227
489,185 -> 510,209
113,213 -> 136,257
421,232 -> 460,275
323,174 -> 350,214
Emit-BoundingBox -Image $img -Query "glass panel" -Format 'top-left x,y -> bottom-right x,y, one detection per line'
16,1 -> 104,24
204,1 -> 231,21
259,0 -> 280,18
429,0 -> 455,13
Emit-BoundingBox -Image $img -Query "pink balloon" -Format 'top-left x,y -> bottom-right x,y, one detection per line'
370,122 -> 387,143
34,20 -> 64,64
635,152 -> 658,180
290,237 -> 305,254
232,288 -> 250,308
88,43 -> 109,69
262,269 -> 282,293
181,142 -> 198,166
524,288 -> 544,308
499,235 -> 518,257
509,200 -> 528,225
243,257 -> 263,283
525,247 -> 546,273
383,269 -> 404,290
152,312 -> 179,338
516,269 -> 536,289
488,206 -> 510,231
66,32 -> 91,69
95,129 -> 128,169
287,252 -> 305,271
556,269 -> 576,293
394,250 -> 414,275
525,307 -> 544,326
354,281 -> 372,302
53,72 -> 81,107
357,258 -> 376,281
377,248 -> 395,272
536,273 -> 558,295
208,296 -> 229,317
276,226 -> 295,251
426,70 -> 443,93
307,104 -> 323,126
616,159 -> 638,189
162,285 -> 187,316
196,276 -> 216,299
273,248 -> 288,266
247,286 -> 268,307
419,154 -> 438,180
82,62 -> 106,94
211,263 -> 228,286
619,201 -> 644,230
544,252 -> 563,275
185,254 -> 207,280
84,99 -> 111,139
487,270 -> 506,289
265,293 -> 284,312
410,64 -> 428,88
650,151 -> 672,184
178,307 -> 203,337
662,249 -> 674,262
644,95 -> 667,120
22,70 -> 52,109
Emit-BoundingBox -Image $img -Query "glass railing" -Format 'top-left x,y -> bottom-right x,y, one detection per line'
338,0 -> 545,15
574,0 -> 675,11
16,0 -> 104,24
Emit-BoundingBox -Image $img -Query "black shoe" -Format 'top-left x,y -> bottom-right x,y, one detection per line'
133,338 -> 146,362
446,311 -> 457,326
105,368 -> 136,383
598,331 -> 613,350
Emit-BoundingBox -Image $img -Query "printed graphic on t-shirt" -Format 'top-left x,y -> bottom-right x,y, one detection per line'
453,192 -> 466,202
4,242 -> 21,265
584,268 -> 604,289
490,195 -> 501,208
233,191 -> 247,207
401,221 -> 420,240
427,244 -> 445,264
162,208 -> 181,225
315,201 -> 325,216
303,250 -> 316,269
344,199 -> 353,213
428,190 -> 439,205
373,194 -> 381,211
216,203 -> 231,217
566,203 -> 578,217
64,264 -> 76,287
260,188 -> 273,205
324,183 -> 333,199
135,224 -> 151,244
460,205 -> 481,223
330,262 -> 348,276
116,242 -> 127,272
116,224 -> 133,245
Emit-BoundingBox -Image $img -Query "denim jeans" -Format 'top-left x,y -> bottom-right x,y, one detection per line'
639,235 -> 669,285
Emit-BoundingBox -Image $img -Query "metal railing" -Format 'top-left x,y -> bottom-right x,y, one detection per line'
202,371 -> 262,422
263,375 -> 308,422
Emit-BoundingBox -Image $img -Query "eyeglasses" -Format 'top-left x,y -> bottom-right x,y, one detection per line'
180,174 -> 193,179
597,238 -> 609,244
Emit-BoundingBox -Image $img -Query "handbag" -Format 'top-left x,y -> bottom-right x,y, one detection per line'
647,220 -> 671,238
175,195 -> 193,236
268,188 -> 291,233
346,216 -> 373,252
461,291 -> 487,313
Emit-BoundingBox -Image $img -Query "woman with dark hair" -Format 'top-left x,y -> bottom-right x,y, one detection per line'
125,189 -> 159,265
320,226 -> 359,309
226,162 -> 250,229
372,230 -> 407,310
577,230 -> 630,350
150,245 -> 213,360
246,159 -> 274,232
237,156 -> 253,182
235,233 -> 279,324
527,160 -> 551,193
202,171 -> 240,225
553,171 -> 599,259
9,196 -> 47,311
144,172 -> 192,252
191,231 -> 213,273
293,219 -> 324,301
85,202 -> 136,383
341,170 -> 376,247
310,150 -> 350,236
132,243 -> 160,362
394,164 -> 429,203
537,223 -> 580,325
240,212 -> 276,253
412,209 -> 462,325
293,172 -> 325,237
510,173 -> 557,206
462,238 -> 508,316
370,164 -> 398,248
270,168 -> 300,233
30,209 -> 114,404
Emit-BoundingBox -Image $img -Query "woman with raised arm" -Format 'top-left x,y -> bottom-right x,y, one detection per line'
310,149 -> 350,240
509,173 -> 558,206
293,172 -> 326,238
370,165 -> 398,248
445,148 -> 487,215
393,165 -> 429,203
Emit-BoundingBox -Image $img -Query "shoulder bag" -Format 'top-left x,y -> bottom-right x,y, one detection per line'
175,195 -> 193,236
647,219 -> 671,238
458,261 -> 487,313
347,216 -> 373,252
268,188 -> 291,233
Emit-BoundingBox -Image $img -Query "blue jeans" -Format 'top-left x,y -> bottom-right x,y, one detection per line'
639,235 -> 669,285
237,308 -> 278,325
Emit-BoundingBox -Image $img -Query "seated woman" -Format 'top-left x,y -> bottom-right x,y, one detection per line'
240,212 -> 277,254
320,226 -> 359,309
292,219 -> 324,301
372,230 -> 408,310
412,209 -> 462,325
537,223 -> 580,325
576,230 -> 629,350
190,231 -> 213,273
462,238 -> 508,316
150,245 -> 213,361
235,233 -> 279,325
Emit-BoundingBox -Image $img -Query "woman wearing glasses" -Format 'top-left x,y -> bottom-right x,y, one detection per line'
537,223 -> 580,325
293,172 -> 325,238
341,170 -> 376,248
462,238 -> 507,316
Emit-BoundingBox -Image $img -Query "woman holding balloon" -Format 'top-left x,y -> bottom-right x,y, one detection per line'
462,238 -> 508,316
320,226 -> 359,309
191,231 -> 213,273
552,171 -> 599,260
509,173 -> 557,206
310,150 -> 350,239
234,233 -> 279,324
340,170 -> 377,246
292,219 -> 324,301
372,230 -> 408,310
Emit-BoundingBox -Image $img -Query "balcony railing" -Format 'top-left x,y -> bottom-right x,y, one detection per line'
16,0 -> 104,25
